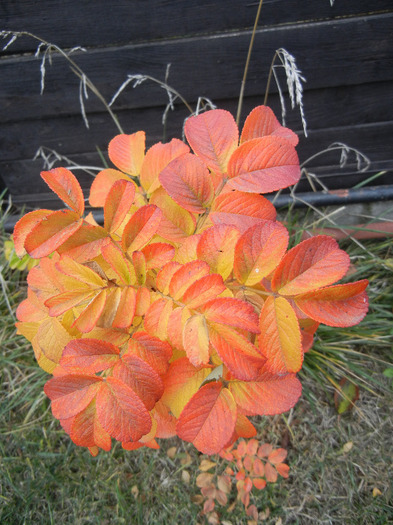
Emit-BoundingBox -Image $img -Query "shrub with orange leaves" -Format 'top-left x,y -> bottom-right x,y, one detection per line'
14,105 -> 368,457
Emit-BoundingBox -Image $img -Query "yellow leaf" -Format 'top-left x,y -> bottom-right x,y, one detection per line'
199,459 -> 217,472
166,446 -> 177,459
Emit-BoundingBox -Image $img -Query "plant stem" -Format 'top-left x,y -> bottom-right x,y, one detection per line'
263,51 -> 278,106
236,0 -> 264,126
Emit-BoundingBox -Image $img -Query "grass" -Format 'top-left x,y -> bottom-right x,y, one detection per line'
1,204 -> 392,524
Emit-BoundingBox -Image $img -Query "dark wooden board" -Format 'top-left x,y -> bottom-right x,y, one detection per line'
1,14 -> 392,124
1,1 -> 391,54
2,81 -> 392,165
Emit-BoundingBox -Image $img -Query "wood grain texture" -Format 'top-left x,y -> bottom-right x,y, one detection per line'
1,0 -> 391,53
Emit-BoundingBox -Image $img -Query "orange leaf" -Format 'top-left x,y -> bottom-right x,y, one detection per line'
271,236 -> 350,296
104,179 -> 136,233
152,400 -> 177,438
210,190 -> 276,233
108,131 -> 145,176
57,222 -> 108,263
150,188 -> 196,243
13,209 -> 52,257
24,210 -> 83,258
253,478 -> 267,490
253,457 -> 265,477
227,136 -> 300,193
112,286 -> 137,329
73,289 -> 107,333
56,255 -> 105,288
156,262 -> 182,295
96,376 -> 152,442
89,168 -> 129,207
184,109 -> 238,176
275,463 -> 290,478
127,332 -> 172,377
176,383 -> 237,454
181,274 -> 226,309
144,298 -> 173,340
159,153 -> 214,214
45,289 -> 95,317
268,448 -> 287,464
265,462 -> 278,483
161,357 -> 211,418
259,296 -> 303,374
41,167 -> 85,215
169,260 -> 210,300
240,105 -> 298,146
200,297 -> 260,333
229,372 -> 302,416
295,280 -> 369,327
140,138 -> 189,194
132,251 -> 146,285
141,242 -> 175,270
44,374 -> 103,419
70,399 -> 112,451
183,314 -> 210,366
167,306 -> 192,352
59,339 -> 120,374
234,221 -> 289,285
209,324 -> 265,381
113,355 -> 163,410
135,286 -> 151,317
122,205 -> 162,253
197,224 -> 241,279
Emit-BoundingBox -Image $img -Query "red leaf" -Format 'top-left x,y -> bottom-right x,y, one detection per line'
210,190 -> 276,233
240,105 -> 299,146
259,296 -> 303,374
229,372 -> 302,416
70,400 -> 112,451
295,280 -> 369,326
57,222 -> 108,263
169,260 -> 210,300
44,374 -> 103,419
122,205 -> 162,253
113,355 -> 163,410
24,210 -> 83,258
161,357 -> 212,418
150,188 -> 196,242
209,324 -> 265,381
41,167 -> 85,215
227,136 -> 300,193
104,179 -> 136,232
73,289 -> 107,333
181,274 -> 226,309
89,168 -> 129,207
127,332 -> 172,377
184,109 -> 238,176
234,221 -> 289,285
200,297 -> 260,333
159,153 -> 214,213
183,314 -> 210,366
176,383 -> 237,454
141,242 -> 175,270
156,262 -> 182,294
197,224 -> 241,280
112,286 -> 137,329
140,138 -> 189,194
265,462 -> 278,483
268,448 -> 287,464
271,236 -> 350,296
108,131 -> 145,176
13,209 -> 52,257
59,339 -> 120,374
96,376 -> 152,442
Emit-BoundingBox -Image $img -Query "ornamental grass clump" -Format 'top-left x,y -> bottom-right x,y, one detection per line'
14,105 -> 369,456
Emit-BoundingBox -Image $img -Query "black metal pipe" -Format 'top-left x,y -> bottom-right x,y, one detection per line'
3,184 -> 393,233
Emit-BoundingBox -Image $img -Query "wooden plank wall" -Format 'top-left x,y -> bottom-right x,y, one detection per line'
1,1 -> 392,210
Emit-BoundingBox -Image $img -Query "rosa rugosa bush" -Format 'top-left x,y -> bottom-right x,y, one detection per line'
14,105 -> 368,456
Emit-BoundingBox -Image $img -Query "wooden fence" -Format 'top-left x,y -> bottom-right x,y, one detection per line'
1,0 -> 392,210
